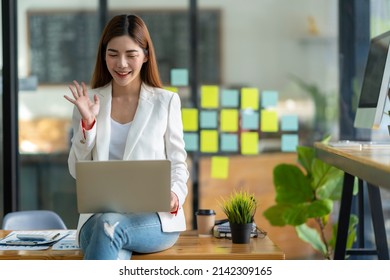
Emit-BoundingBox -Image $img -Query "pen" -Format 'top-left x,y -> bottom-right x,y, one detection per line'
51,233 -> 60,241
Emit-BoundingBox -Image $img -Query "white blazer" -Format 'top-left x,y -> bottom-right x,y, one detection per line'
68,82 -> 189,240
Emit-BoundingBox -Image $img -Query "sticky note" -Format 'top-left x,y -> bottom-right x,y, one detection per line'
211,156 -> 229,179
281,134 -> 299,152
200,110 -> 218,129
241,132 -> 259,155
261,110 -> 278,132
281,115 -> 299,131
183,133 -> 198,152
241,88 -> 259,110
242,110 -> 259,130
221,89 -> 239,108
201,85 -> 219,108
164,86 -> 179,93
220,109 -> 239,132
261,90 -> 278,107
181,108 -> 198,131
220,133 -> 238,152
200,130 -> 219,153
170,68 -> 189,86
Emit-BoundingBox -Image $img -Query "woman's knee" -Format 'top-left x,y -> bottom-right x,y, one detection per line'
94,213 -> 125,239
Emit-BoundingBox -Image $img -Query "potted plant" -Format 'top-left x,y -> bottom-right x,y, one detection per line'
263,141 -> 358,259
219,190 -> 258,243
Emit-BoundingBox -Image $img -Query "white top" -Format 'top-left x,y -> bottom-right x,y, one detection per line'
109,118 -> 132,160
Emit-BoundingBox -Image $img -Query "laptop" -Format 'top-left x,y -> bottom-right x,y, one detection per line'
75,160 -> 171,213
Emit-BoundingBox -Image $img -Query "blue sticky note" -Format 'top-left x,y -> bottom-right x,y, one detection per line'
221,89 -> 239,108
183,133 -> 198,152
261,90 -> 278,108
241,110 -> 259,130
281,115 -> 299,131
200,110 -> 218,129
281,134 -> 299,152
220,134 -> 239,152
171,69 -> 189,86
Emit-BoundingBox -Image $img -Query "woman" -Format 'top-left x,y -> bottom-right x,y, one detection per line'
64,14 -> 189,260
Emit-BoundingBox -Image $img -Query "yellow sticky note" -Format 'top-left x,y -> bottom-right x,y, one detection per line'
241,88 -> 259,110
201,85 -> 219,108
211,156 -> 229,179
164,86 -> 179,93
241,132 -> 259,155
181,108 -> 198,131
261,110 -> 279,132
220,109 -> 239,132
200,130 -> 218,153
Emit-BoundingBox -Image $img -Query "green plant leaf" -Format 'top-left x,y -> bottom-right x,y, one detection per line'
263,204 -> 289,226
306,199 -> 333,218
295,224 -> 327,256
263,203 -> 309,226
316,169 -> 344,200
312,159 -> 343,196
283,204 -> 308,225
297,146 -> 315,176
273,164 -> 314,204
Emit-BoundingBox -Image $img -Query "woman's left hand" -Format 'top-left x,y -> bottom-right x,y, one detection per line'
170,192 -> 179,212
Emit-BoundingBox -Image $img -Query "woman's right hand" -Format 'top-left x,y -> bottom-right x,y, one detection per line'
64,80 -> 100,129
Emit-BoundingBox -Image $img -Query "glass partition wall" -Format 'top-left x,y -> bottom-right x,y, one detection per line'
17,0 -> 101,228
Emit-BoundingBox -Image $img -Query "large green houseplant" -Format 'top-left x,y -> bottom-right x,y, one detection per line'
263,143 -> 358,259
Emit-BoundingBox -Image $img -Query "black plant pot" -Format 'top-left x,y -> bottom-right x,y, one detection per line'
230,222 -> 252,244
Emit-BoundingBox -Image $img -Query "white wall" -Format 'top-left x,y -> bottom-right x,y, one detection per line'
13,0 -> 338,121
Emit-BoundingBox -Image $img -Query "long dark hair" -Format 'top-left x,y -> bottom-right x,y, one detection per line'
90,14 -> 162,89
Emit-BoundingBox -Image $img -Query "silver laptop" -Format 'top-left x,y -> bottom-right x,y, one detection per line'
75,160 -> 171,213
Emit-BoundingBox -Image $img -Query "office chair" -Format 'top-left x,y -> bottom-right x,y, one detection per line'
1,210 -> 67,230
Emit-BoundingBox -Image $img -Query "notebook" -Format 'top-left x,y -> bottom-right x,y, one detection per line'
75,160 -> 171,213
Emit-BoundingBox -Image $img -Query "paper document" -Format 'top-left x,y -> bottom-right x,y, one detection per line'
0,230 -> 70,249
51,230 -> 80,250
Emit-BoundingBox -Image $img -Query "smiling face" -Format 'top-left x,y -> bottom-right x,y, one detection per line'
105,35 -> 148,89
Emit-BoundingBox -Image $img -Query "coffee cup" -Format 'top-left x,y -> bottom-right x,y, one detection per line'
195,209 -> 216,237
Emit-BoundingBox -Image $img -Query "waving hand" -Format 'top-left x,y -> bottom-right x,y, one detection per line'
64,80 -> 100,129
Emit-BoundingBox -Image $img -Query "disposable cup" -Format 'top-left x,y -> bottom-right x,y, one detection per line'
195,209 -> 216,237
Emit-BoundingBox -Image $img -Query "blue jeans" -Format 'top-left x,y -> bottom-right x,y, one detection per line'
79,212 -> 180,260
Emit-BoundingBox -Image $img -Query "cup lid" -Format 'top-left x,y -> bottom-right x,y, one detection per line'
196,209 -> 216,215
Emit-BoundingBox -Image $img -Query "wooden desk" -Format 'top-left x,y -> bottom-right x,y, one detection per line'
315,142 -> 390,260
0,230 -> 285,260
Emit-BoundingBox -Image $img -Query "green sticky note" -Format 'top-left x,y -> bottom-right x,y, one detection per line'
261,90 -> 278,107
220,133 -> 239,152
281,115 -> 299,131
200,110 -> 218,129
211,156 -> 229,179
201,85 -> 219,108
221,89 -> 239,108
220,109 -> 239,132
241,88 -> 259,110
181,108 -> 198,131
200,130 -> 219,153
242,110 -> 259,130
261,110 -> 278,132
241,132 -> 258,155
281,134 -> 299,152
183,133 -> 198,152
170,68 -> 189,86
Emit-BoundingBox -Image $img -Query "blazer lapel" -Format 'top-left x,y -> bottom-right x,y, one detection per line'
123,84 -> 154,159
95,83 -> 112,161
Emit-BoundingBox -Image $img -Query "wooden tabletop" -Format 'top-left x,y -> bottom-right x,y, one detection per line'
314,142 -> 390,190
0,230 -> 285,260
